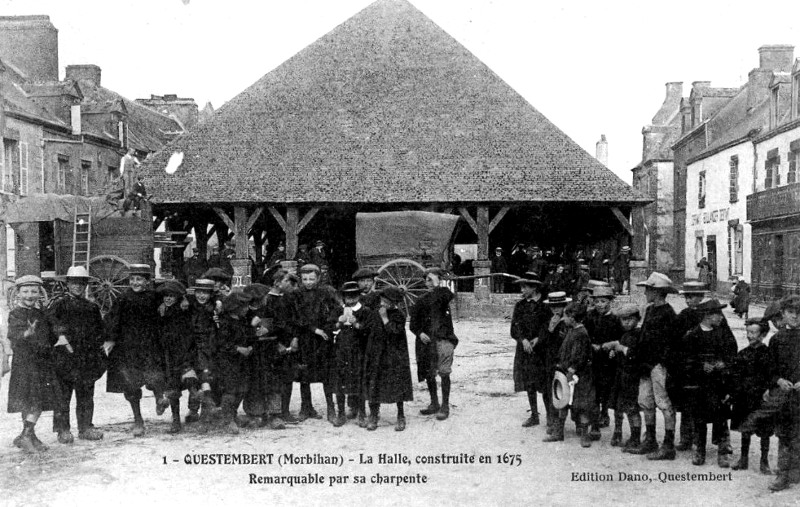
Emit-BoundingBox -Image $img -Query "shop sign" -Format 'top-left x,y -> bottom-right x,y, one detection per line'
691,208 -> 729,226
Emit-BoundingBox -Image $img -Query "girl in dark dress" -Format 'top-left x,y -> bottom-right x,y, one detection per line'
731,318 -> 774,473
363,287 -> 414,431
7,275 -> 62,453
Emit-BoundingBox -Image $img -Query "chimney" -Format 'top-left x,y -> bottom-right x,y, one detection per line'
596,134 -> 608,167
0,15 -> 58,82
749,45 -> 795,112
691,81 -> 710,127
680,98 -> 692,134
70,104 -> 81,135
65,64 -> 101,86
665,82 -> 683,104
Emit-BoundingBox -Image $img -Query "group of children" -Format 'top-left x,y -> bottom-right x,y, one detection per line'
510,271 -> 800,492
5,261 -> 457,454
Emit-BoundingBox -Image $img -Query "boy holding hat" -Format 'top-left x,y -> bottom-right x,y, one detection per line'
6,275 -> 62,452
603,304 -> 644,452
47,266 -> 106,443
363,287 -> 414,431
295,264 -> 340,422
585,285 -> 623,439
510,275 -> 552,427
103,264 -> 169,437
540,291 -> 571,437
632,272 -> 678,460
156,280 -> 200,433
410,267 -> 458,420
766,295 -> 800,491
331,281 -> 378,427
675,298 -> 737,467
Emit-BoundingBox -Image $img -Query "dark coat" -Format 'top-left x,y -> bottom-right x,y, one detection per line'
731,281 -> 750,315
609,329 -> 642,414
585,309 -> 623,404
730,343 -> 773,436
104,289 -> 164,393
767,328 -> 800,437
158,302 -> 195,392
557,324 -> 595,412
7,306 -> 62,413
541,318 -> 568,379
295,285 -> 339,383
46,294 -> 106,384
188,295 -> 217,372
331,304 -> 372,396
678,325 -> 738,423
183,257 -> 208,286
637,302 -> 677,376
510,297 -> 551,392
363,307 -> 413,404
215,314 -> 253,395
410,287 -> 457,382
308,247 -> 328,268
491,255 -> 508,274
264,291 -> 300,384
359,291 -> 381,311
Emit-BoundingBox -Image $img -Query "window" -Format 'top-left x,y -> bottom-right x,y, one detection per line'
0,141 -> 5,192
795,73 -> 800,120
729,156 -> 739,202
19,143 -> 29,195
790,140 -> 800,185
80,160 -> 91,196
698,170 -> 706,208
771,86 -> 780,129
57,156 -> 68,193
766,149 -> 780,189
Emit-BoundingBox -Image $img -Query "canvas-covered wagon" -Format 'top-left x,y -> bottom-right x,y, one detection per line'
355,210 -> 461,315
2,193 -> 154,313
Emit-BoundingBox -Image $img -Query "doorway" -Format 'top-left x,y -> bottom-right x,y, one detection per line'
706,235 -> 717,291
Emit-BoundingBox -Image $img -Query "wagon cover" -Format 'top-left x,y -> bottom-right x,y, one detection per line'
356,211 -> 460,261
1,194 -> 115,224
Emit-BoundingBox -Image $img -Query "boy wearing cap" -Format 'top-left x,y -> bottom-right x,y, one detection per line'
363,287 -> 414,431
603,304 -> 644,451
184,279 -> 220,426
295,264 -> 340,421
676,299 -> 737,467
730,318 -> 773,474
540,292 -> 571,438
613,247 -> 631,294
156,280 -> 200,433
410,268 -> 458,420
103,264 -> 168,437
585,286 -> 623,439
632,272 -> 678,460
353,267 -> 380,310
47,266 -> 106,443
491,247 -> 508,294
7,275 -> 62,453
510,276 -> 551,427
331,281 -> 377,427
766,295 -> 800,491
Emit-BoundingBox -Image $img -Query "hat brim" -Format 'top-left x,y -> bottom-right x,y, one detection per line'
513,278 -> 542,285
552,371 -> 571,410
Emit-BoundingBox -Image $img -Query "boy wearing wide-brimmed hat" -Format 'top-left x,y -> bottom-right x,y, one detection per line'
631,272 -> 679,460
603,304 -> 644,452
675,298 -> 737,467
510,275 -> 552,427
6,275 -> 62,453
184,278 -> 220,427
103,264 -> 169,437
410,267 -> 458,421
586,285 -> 623,441
362,287 -> 414,431
540,292 -> 571,438
47,266 -> 106,443
353,267 -> 380,310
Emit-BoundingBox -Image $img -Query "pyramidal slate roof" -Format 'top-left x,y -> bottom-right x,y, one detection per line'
142,0 -> 647,205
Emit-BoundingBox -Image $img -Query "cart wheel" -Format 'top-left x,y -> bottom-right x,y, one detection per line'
88,255 -> 130,315
44,279 -> 69,308
376,258 -> 427,317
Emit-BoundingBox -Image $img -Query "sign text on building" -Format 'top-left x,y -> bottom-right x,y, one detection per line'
691,208 -> 730,226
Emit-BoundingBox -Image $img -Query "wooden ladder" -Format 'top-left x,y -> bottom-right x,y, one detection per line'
72,204 -> 92,268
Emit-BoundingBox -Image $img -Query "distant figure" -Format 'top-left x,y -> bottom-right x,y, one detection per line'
697,257 -> 711,287
127,175 -> 148,212
266,241 -> 286,268
731,277 -> 750,319
491,247 -> 508,293
183,248 -> 207,287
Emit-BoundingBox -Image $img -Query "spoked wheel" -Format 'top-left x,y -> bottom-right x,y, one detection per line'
88,255 -> 130,315
43,278 -> 69,308
376,258 -> 427,318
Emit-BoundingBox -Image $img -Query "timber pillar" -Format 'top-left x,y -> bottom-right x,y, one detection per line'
230,259 -> 251,288
629,260 -> 648,306
473,260 -> 492,301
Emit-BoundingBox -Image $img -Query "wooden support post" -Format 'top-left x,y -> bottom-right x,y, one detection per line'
611,207 -> 633,236
213,207 -> 235,232
477,205 -> 489,260
193,219 -> 209,260
234,206 -> 248,259
246,207 -> 264,233
488,206 -> 510,234
268,206 -> 319,260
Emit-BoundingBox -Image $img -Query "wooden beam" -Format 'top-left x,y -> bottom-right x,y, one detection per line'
213,207 -> 235,232
206,224 -> 219,244
268,206 -> 287,232
611,207 -> 633,236
297,207 -> 319,233
246,207 -> 264,233
488,206 -> 510,234
234,206 -> 248,259
441,207 -> 454,215
477,205 -> 489,259
459,207 -> 478,234
286,206 -> 299,259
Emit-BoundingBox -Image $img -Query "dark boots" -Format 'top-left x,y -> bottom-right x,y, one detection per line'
630,424 -> 658,455
14,421 -> 40,453
760,437 -> 772,475
543,416 -> 565,442
420,379 -> 439,415
367,404 -> 380,431
522,391 -> 540,427
130,400 -> 145,437
648,429 -> 676,460
622,426 -> 641,453
436,376 -> 451,420
732,434 -> 750,470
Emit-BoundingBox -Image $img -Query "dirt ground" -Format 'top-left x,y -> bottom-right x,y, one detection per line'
0,294 -> 796,507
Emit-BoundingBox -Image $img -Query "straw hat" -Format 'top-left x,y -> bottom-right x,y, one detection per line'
636,272 -> 677,293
